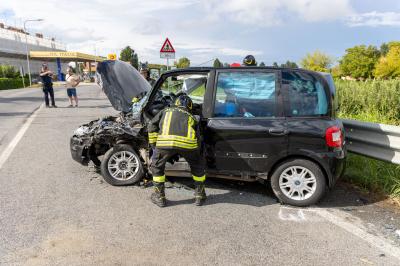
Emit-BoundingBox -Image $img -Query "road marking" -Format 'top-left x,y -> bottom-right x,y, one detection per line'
313,208 -> 400,260
0,104 -> 43,170
278,208 -> 307,222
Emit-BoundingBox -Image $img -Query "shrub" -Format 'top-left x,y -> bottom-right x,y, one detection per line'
0,77 -> 29,90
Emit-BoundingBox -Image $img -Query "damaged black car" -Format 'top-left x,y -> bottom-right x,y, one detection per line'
70,60 -> 346,206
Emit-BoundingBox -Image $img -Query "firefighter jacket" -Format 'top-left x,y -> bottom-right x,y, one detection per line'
147,107 -> 199,150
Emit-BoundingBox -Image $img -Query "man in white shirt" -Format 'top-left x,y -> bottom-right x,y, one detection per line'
65,66 -> 80,107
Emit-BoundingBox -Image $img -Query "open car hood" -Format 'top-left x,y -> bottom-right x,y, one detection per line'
96,60 -> 151,112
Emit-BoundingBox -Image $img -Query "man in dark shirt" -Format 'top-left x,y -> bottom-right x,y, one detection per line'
39,63 -> 57,108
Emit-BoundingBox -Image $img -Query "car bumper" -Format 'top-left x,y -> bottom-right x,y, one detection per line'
70,136 -> 90,165
324,147 -> 347,187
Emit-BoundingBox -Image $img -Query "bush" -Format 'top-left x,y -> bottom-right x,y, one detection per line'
336,79 -> 400,125
336,79 -> 400,199
0,78 -> 29,90
0,65 -> 20,78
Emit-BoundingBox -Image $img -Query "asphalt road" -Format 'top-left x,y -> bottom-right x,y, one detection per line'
1,84 -> 400,265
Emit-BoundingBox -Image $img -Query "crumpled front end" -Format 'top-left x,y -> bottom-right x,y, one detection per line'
70,113 -> 145,165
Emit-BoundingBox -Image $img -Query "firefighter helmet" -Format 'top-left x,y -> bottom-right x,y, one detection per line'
175,94 -> 193,111
243,55 -> 256,66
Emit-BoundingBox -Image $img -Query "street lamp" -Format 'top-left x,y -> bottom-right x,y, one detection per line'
23,18 -> 44,87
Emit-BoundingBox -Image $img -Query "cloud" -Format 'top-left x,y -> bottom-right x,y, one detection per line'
2,0 -> 398,66
347,11 -> 400,27
201,0 -> 353,26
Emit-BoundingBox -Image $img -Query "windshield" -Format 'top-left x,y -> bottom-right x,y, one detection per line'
160,74 -> 208,104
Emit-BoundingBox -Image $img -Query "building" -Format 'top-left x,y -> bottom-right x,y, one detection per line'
0,22 -> 67,78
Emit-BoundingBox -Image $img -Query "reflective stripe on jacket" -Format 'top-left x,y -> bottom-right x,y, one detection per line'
147,107 -> 199,150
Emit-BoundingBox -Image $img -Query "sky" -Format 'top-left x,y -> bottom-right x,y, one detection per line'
1,0 -> 400,66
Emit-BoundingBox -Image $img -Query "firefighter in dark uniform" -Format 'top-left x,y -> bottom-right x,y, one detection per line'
243,55 -> 257,66
148,94 -> 206,207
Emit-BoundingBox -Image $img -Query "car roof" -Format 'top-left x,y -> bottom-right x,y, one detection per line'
163,66 -> 331,77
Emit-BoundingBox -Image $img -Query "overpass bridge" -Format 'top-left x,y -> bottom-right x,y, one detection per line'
0,24 -> 104,81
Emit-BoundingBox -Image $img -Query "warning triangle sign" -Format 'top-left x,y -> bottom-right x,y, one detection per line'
160,38 -> 175,53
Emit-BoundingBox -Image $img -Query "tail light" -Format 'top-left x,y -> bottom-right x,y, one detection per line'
325,126 -> 343,147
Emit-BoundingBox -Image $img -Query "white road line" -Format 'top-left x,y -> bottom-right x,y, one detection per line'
313,208 -> 400,260
0,104 -> 43,170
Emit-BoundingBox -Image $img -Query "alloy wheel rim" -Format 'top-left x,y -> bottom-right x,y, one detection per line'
107,151 -> 139,181
279,166 -> 317,201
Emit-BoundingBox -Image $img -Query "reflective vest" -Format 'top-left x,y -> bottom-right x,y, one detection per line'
148,107 -> 199,150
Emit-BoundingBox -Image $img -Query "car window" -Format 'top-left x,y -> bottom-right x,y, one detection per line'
282,71 -> 328,117
160,75 -> 207,104
214,71 -> 276,118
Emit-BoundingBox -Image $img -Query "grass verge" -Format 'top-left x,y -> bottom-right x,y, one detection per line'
344,153 -> 400,199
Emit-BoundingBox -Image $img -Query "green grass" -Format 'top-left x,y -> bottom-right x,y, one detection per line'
335,79 -> 400,199
345,154 -> 400,198
336,79 -> 400,125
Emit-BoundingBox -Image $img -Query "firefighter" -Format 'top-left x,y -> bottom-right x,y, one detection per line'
243,55 -> 257,66
148,94 -> 206,207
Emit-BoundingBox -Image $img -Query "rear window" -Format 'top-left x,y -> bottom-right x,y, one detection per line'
282,71 -> 328,117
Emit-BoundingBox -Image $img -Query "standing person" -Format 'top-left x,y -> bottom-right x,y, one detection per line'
147,94 -> 206,207
65,66 -> 80,107
139,64 -> 156,86
39,63 -> 57,108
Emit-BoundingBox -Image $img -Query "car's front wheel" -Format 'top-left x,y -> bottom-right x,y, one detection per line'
270,159 -> 326,207
100,144 -> 144,186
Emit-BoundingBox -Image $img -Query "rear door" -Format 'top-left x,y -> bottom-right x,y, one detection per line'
204,69 -> 288,175
281,70 -> 334,154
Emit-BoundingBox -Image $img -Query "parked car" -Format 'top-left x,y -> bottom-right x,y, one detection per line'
70,60 -> 346,206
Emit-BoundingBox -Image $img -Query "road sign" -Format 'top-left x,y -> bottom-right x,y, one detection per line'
107,53 -> 117,60
160,38 -> 175,59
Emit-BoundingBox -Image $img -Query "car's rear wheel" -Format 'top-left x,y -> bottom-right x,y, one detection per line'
100,144 -> 144,186
270,159 -> 326,207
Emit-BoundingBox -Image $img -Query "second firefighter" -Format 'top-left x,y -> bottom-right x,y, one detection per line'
147,94 -> 206,207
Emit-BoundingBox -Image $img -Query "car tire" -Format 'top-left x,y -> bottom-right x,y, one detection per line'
100,144 -> 144,186
270,159 -> 326,207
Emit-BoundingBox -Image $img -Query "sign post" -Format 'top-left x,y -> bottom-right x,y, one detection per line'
160,38 -> 175,71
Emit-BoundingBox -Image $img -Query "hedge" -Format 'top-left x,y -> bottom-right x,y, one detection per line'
0,78 -> 30,90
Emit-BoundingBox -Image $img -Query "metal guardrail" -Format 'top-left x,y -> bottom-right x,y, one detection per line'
341,119 -> 400,165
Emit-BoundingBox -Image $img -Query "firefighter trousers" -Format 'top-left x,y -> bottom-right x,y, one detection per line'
150,148 -> 206,183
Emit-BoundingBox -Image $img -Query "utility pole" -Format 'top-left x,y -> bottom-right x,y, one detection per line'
23,18 -> 44,86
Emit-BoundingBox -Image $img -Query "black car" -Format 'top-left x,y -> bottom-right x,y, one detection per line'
70,60 -> 346,207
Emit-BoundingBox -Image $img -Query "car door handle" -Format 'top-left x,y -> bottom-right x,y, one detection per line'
268,128 -> 289,136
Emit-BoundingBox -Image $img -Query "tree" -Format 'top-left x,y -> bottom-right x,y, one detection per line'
374,42 -> 400,79
175,57 -> 190,68
119,46 -> 139,69
300,50 -> 333,72
259,62 -> 266,67
223,62 -> 230,68
380,43 -> 389,56
213,58 -> 223,68
272,62 -> 279,67
330,65 -> 343,79
339,45 -> 380,79
281,60 -> 298,68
